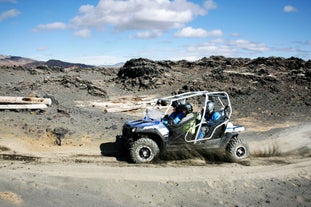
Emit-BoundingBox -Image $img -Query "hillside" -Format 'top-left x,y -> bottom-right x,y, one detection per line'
0,56 -> 310,141
116,56 -> 311,121
0,56 -> 310,207
0,55 -> 36,66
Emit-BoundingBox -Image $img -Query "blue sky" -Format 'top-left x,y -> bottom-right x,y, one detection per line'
0,0 -> 310,65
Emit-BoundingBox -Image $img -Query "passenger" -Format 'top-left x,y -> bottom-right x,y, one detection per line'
198,101 -> 222,139
204,101 -> 222,127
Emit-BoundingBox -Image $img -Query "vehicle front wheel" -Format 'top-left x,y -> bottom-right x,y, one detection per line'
225,137 -> 249,162
130,138 -> 159,163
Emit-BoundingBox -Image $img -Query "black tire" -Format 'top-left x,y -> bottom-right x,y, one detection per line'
225,137 -> 249,162
130,138 -> 159,163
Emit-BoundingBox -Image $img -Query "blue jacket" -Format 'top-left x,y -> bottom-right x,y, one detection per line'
163,111 -> 185,125
204,111 -> 222,127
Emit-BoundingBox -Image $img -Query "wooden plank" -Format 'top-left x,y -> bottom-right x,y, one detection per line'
0,103 -> 48,110
0,96 -> 52,106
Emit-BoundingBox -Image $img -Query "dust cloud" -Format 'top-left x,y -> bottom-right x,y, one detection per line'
249,122 -> 311,157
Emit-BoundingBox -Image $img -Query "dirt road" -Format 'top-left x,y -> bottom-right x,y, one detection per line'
0,122 -> 310,207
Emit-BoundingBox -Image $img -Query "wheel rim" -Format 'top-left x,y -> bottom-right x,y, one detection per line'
236,146 -> 246,157
139,146 -> 152,159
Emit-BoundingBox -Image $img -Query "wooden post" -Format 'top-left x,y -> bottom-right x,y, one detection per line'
0,96 -> 52,106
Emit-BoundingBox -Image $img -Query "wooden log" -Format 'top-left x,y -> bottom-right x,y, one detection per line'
86,95 -> 159,113
0,96 -> 52,106
103,105 -> 142,113
0,103 -> 48,110
92,102 -> 146,112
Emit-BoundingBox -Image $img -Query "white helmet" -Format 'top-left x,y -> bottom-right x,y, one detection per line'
206,101 -> 215,113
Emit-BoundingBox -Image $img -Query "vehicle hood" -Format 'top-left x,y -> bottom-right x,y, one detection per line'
126,119 -> 161,128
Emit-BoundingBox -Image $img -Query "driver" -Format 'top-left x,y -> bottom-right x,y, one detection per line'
162,101 -> 185,125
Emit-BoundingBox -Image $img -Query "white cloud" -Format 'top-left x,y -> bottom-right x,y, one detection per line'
210,38 -> 224,44
186,38 -> 270,58
135,30 -> 162,39
32,1 -> 215,38
174,27 -> 223,37
32,22 -> 67,32
0,9 -> 20,21
70,0 -> 209,36
74,29 -> 91,38
231,32 -> 240,37
231,39 -> 270,52
187,41 -> 234,57
283,5 -> 298,13
204,0 -> 217,10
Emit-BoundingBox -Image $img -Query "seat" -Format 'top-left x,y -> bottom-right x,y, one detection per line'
201,115 -> 227,140
178,112 -> 195,125
168,113 -> 197,143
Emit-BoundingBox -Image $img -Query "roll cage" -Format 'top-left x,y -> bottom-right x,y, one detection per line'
153,91 -> 232,144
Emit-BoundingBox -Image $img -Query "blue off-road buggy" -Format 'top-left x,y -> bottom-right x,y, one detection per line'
117,91 -> 249,163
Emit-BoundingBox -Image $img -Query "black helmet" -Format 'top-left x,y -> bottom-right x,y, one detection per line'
171,100 -> 180,108
179,103 -> 193,113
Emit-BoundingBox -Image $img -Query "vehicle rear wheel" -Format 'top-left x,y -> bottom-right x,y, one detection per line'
226,136 -> 249,162
130,138 -> 159,163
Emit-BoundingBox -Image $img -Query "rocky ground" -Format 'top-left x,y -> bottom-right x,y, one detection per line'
0,56 -> 310,207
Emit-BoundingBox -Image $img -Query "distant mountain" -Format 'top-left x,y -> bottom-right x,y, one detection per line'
0,55 -> 36,66
25,59 -> 94,69
101,62 -> 125,68
0,55 -> 94,68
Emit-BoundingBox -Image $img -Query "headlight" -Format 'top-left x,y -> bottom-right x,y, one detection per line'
131,128 -> 136,132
